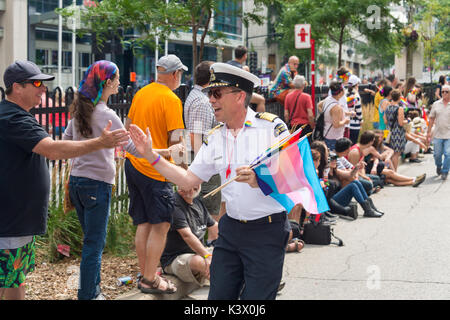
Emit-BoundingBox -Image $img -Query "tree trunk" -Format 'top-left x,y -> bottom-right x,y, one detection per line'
338,26 -> 345,68
198,9 -> 212,65
192,25 -> 199,77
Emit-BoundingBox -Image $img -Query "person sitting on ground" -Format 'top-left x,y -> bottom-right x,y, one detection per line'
366,130 -> 394,176
310,141 -> 343,223
348,130 -> 426,187
334,137 -> 381,195
383,89 -> 407,171
160,184 -> 218,287
328,151 -> 383,218
403,110 -> 428,163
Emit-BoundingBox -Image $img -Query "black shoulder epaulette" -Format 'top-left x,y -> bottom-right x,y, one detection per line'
255,112 -> 279,122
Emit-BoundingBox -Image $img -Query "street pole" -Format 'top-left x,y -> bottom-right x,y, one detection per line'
58,0 -> 62,89
311,38 -> 316,115
72,0 -> 76,88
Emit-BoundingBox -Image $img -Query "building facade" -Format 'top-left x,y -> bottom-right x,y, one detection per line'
0,0 -> 247,90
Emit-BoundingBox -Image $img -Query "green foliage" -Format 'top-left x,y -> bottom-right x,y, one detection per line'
415,0 -> 450,80
36,161 -> 136,262
57,0 -> 276,68
275,0 -> 402,68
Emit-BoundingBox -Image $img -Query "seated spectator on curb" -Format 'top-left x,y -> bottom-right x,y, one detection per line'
328,153 -> 383,218
335,137 -> 379,194
348,130 -> 426,187
370,130 -> 394,171
160,185 -> 218,287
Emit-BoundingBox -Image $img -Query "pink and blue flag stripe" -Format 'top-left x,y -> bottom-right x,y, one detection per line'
253,138 -> 329,214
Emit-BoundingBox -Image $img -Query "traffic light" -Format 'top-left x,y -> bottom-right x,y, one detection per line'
248,51 -> 258,75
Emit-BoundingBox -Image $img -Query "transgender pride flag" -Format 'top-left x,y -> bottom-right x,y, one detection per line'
253,137 -> 329,214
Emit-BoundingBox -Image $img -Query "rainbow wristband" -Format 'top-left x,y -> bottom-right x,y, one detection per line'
204,254 -> 212,259
150,154 -> 161,166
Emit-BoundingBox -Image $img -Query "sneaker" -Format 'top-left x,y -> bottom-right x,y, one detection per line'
324,211 -> 339,219
437,167 -> 442,176
413,174 -> 426,187
442,173 -> 448,181
92,293 -> 106,300
409,158 -> 422,163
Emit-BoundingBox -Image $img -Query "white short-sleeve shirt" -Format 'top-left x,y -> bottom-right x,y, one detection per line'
189,108 -> 290,221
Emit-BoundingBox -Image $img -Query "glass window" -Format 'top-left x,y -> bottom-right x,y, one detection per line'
36,49 -> 48,65
214,0 -> 242,35
79,52 -> 91,67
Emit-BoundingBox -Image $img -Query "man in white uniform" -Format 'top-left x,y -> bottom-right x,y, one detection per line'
129,63 -> 292,300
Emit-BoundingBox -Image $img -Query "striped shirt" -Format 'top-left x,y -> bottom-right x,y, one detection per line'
184,85 -> 218,151
349,92 -> 363,130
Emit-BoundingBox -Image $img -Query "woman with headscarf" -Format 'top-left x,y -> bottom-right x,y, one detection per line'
63,61 -> 180,300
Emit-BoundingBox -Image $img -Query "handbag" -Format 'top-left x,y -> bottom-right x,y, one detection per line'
302,221 -> 344,246
63,160 -> 75,214
275,89 -> 290,105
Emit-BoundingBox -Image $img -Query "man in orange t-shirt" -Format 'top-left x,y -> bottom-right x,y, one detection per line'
125,54 -> 187,294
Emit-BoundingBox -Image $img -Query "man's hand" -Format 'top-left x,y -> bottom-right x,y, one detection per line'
99,120 -> 130,148
129,124 -> 157,161
235,166 -> 259,188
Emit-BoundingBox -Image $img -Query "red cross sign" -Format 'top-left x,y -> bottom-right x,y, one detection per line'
295,24 -> 311,49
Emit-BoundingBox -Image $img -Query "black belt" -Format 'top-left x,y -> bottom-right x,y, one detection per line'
228,212 -> 286,224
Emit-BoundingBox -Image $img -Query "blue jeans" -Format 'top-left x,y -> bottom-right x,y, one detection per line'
433,138 -> 450,174
332,180 -> 368,207
324,138 -> 337,151
69,176 -> 112,300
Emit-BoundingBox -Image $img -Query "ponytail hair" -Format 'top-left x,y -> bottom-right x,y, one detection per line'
69,93 -> 95,138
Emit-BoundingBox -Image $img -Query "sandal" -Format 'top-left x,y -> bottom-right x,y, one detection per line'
138,274 -> 177,294
286,239 -> 305,253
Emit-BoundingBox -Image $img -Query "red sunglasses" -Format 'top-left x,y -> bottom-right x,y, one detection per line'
21,80 -> 44,88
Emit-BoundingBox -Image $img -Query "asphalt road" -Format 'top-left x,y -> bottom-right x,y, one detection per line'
278,153 -> 450,300
186,153 -> 450,300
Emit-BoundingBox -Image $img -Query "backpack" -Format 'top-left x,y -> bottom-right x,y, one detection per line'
312,99 -> 337,141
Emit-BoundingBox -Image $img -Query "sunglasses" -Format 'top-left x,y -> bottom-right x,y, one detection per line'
21,80 -> 44,88
442,90 -> 449,93
207,88 -> 241,99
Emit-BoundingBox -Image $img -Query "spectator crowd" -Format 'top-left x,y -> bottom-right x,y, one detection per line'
1,46 -> 449,300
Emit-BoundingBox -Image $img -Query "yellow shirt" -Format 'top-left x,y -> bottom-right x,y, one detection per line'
126,82 -> 185,181
372,91 -> 382,123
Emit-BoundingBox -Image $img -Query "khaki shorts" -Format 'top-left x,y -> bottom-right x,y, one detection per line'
163,249 -> 213,287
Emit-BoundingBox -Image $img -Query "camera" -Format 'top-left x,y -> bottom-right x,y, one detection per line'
328,152 -> 338,162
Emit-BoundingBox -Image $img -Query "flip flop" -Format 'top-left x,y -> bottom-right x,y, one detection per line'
286,239 -> 305,253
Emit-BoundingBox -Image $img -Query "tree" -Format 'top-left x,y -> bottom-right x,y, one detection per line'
275,0 -> 402,68
415,0 -> 450,82
59,0 -> 275,73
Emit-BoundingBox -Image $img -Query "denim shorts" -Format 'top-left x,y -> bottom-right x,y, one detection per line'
125,159 -> 175,225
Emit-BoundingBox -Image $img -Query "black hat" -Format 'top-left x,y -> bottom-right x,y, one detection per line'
3,60 -> 55,88
204,62 -> 260,95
